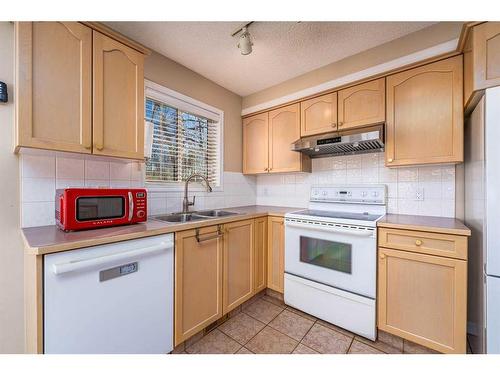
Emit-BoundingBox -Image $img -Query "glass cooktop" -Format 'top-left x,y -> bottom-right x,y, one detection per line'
289,209 -> 383,222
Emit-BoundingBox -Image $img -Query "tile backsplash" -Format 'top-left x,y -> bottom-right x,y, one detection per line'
255,153 -> 456,218
20,151 -> 257,228
20,151 -> 456,228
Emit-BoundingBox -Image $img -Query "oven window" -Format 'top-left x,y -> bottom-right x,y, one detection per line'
300,236 -> 352,274
76,197 -> 125,221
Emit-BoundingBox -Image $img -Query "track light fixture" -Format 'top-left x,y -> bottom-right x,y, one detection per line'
231,22 -> 254,56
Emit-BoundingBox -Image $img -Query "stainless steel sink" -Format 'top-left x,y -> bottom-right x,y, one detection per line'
152,213 -> 209,223
152,210 -> 240,223
195,210 -> 239,218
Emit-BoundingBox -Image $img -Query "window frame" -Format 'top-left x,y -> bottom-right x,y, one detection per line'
144,80 -> 224,192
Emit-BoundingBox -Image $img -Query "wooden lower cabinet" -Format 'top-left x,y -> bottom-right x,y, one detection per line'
378,247 -> 467,353
254,217 -> 268,293
223,220 -> 254,314
174,225 -> 223,346
267,216 -> 285,293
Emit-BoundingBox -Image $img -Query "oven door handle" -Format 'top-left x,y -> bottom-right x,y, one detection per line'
285,221 -> 375,237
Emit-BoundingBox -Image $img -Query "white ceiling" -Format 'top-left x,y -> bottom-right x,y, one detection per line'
106,21 -> 436,97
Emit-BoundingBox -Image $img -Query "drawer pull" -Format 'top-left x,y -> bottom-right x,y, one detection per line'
415,239 -> 423,246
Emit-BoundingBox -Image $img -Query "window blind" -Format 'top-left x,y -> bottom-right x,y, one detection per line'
145,97 -> 221,186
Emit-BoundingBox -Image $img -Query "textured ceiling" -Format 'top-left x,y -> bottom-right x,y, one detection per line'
106,21 -> 436,96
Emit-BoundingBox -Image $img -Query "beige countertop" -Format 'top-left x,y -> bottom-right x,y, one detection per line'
22,205 -> 302,256
377,214 -> 471,236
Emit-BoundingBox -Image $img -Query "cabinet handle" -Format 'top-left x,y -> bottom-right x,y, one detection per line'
380,254 -> 386,259
331,123 -> 337,127
264,168 -> 268,171
387,158 -> 393,163
195,225 -> 223,243
338,122 -> 343,127
415,239 -> 423,246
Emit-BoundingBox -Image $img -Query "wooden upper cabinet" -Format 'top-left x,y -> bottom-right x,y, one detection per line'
223,220 -> 254,314
243,105 -> 310,175
464,22 -> 500,110
243,112 -> 269,174
174,226 -> 223,345
269,103 -> 309,173
267,216 -> 285,293
338,78 -> 385,130
378,247 -> 467,353
300,92 -> 338,136
93,31 -> 145,160
254,217 -> 268,293
15,22 -> 92,153
385,56 -> 463,167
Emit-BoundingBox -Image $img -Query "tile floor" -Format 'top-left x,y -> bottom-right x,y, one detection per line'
176,293 -> 440,354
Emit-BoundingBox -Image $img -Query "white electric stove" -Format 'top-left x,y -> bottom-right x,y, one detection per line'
284,185 -> 387,340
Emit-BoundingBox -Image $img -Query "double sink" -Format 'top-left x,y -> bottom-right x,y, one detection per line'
152,210 -> 240,223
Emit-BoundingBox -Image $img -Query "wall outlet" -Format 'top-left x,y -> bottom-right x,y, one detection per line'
415,188 -> 424,201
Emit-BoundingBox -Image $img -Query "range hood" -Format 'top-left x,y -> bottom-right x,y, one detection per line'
291,124 -> 384,158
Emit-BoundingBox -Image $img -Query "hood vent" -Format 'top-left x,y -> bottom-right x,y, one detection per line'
291,124 -> 384,158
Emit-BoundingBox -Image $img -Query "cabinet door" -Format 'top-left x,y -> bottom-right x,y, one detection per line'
175,226 -> 223,345
267,216 -> 285,293
15,22 -> 92,153
93,31 -> 144,160
243,112 -> 269,174
269,103 -> 308,173
338,78 -> 385,130
300,92 -> 338,136
473,22 -> 500,91
385,56 -> 463,167
223,220 -> 254,314
254,217 -> 268,293
378,247 -> 467,354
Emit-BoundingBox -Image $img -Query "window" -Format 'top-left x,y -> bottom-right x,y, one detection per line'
144,81 -> 223,188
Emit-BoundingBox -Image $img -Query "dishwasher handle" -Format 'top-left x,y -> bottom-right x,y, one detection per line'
53,240 -> 173,275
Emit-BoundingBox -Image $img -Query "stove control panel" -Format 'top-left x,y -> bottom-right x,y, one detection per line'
310,185 -> 386,204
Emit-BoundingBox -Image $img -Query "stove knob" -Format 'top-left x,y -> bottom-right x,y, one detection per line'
372,191 -> 379,197
361,191 -> 367,197
322,191 -> 327,196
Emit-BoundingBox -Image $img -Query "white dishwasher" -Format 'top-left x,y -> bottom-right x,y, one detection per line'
44,233 -> 174,354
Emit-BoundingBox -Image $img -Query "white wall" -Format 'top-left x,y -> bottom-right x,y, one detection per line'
20,150 -> 257,227
256,153 -> 456,218
0,21 -> 24,353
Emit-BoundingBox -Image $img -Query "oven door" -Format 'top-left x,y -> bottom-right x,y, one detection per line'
284,218 -> 376,298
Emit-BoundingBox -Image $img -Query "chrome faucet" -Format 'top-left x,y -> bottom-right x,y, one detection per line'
182,173 -> 212,213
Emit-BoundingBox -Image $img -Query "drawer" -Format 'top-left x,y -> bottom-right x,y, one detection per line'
378,228 -> 467,260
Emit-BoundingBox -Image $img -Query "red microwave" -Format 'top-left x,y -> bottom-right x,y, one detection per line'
56,188 -> 147,231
